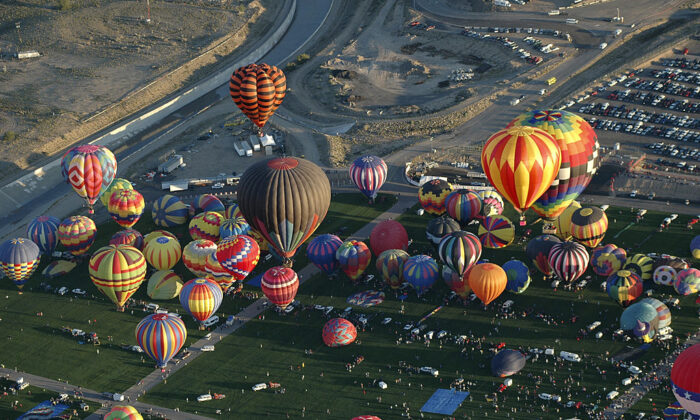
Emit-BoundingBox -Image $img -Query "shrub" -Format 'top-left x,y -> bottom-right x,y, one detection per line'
3,131 -> 16,142
58,0 -> 73,11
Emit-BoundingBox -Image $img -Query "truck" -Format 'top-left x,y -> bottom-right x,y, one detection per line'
248,135 -> 262,152
599,42 -> 608,50
157,155 -> 183,174
233,141 -> 247,157
510,98 -> 520,106
565,18 -> 579,24
547,10 -> 560,15
546,77 -> 557,85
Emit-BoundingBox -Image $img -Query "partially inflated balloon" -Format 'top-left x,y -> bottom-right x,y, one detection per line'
478,215 -> 515,249
369,220 -> 408,257
182,240 -> 217,277
0,238 -> 40,291
570,206 -> 608,248
147,270 -> 183,300
143,230 -> 177,248
349,155 -> 387,200
468,263 -> 507,305
606,270 -> 642,307
135,314 -> 186,370
336,240 -> 371,282
110,229 -> 144,251
307,234 -> 343,274
180,278 -> 223,324
100,178 -> 133,208
526,235 -> 561,276
639,297 -> 671,330
442,266 -> 471,298
63,145 -> 117,213
229,63 -> 286,135
261,266 -> 299,309
26,216 -> 60,255
419,179 -> 453,215
554,201 -> 581,240
189,194 -> 225,217
503,260 -> 531,294
376,249 -> 409,289
58,216 -> 97,256
438,231 -> 481,277
479,190 -> 504,217
152,194 -> 188,227
445,190 -> 482,223
691,235 -> 700,260
548,241 -> 589,283
403,254 -> 439,296
491,349 -> 526,377
675,268 -> 700,296
225,202 -> 243,220
143,236 -> 181,270
653,265 -> 677,286
189,211 -> 224,242
590,244 -> 626,277
623,254 -> 654,281
109,189 -> 145,228
89,245 -> 147,310
426,215 -> 460,245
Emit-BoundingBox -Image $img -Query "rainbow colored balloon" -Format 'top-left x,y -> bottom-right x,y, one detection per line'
62,144 -> 117,213
110,229 -> 144,251
376,249 -> 409,289
445,190 -> 482,223
675,268 -> 700,296
100,178 -> 133,208
189,194 -> 225,217
57,216 -> 97,256
180,278 -> 223,324
590,244 -> 626,277
606,270 -> 643,307
104,405 -> 143,420
403,254 -> 439,296
219,216 -> 250,239
189,211 -> 224,242
307,234 -> 343,274
438,231 -> 481,277
216,234 -> 260,281
135,313 -> 186,369
653,265 -> 677,286
0,238 -> 41,291
479,190 -> 504,217
478,215 -> 515,249
336,240 -> 371,282
89,245 -> 147,310
205,252 -> 236,291
182,239 -> 217,277
109,189 -> 145,228
152,194 -> 188,227
225,202 -> 243,220
570,206 -> 608,248
26,215 -> 60,255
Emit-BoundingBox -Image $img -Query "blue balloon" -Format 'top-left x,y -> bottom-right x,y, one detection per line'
26,216 -> 60,255
307,234 -> 343,274
503,260 -> 531,294
403,254 -> 439,296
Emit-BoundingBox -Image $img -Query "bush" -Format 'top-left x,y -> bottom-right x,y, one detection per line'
57,0 -> 73,11
3,131 -> 16,142
296,53 -> 310,64
285,62 -> 297,72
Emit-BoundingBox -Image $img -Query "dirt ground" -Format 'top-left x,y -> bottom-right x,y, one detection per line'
0,0 -> 279,179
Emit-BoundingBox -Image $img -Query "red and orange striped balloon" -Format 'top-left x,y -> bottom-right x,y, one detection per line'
229,63 -> 286,135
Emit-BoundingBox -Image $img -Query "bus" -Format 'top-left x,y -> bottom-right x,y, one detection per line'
546,77 -> 557,85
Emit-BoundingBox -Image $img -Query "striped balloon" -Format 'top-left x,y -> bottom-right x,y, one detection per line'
229,63 -> 286,134
606,270 -> 643,306
322,318 -> 357,347
89,245 -> 147,310
376,249 -> 409,289
570,206 -> 608,248
671,343 -> 700,417
349,155 -> 388,200
419,179 -> 453,215
225,202 -> 243,220
26,215 -> 60,254
180,278 -> 223,323
182,239 -> 217,277
64,145 -> 117,213
590,244 -> 626,277
100,178 -> 133,208
307,234 -> 343,274
507,110 -> 599,220
143,236 -> 182,270
336,240 -> 372,282
135,313 -> 186,369
189,194 -> 225,217
554,201 -> 581,240
261,266 -> 299,309
57,216 -> 97,256
438,231 -> 481,277
445,190 -> 482,223
143,230 -> 177,248
189,211 -> 224,242
403,254 -> 439,296
479,190 -> 504,217
216,234 -> 260,281
147,270 -> 183,300
478,215 -> 515,249
0,238 -> 40,291
152,194 -> 188,227
205,252 -> 236,291
220,216 -> 250,239
548,241 -> 590,283
640,297 -> 671,329
526,234 -> 561,276
426,215 -> 461,245
653,265 -> 677,286
109,189 -> 145,228
110,229 -> 145,251
623,254 -> 654,281
442,265 -> 471,298
481,126 -> 562,214
503,260 -> 531,294
104,405 -> 144,420
675,268 -> 700,296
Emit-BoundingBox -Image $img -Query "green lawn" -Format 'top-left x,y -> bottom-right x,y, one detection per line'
140,202 -> 700,419
0,380 -> 97,419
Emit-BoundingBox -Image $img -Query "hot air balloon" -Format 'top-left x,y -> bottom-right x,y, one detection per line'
352,417 -> 382,420
403,254 -> 439,296
445,190 -> 482,223
322,318 -> 357,348
503,260 -> 531,294
418,179 -> 453,215
664,401 -> 686,419
189,194 -> 225,217
438,231 -> 481,277
237,157 -> 331,264
261,266 -> 299,309
143,230 -> 177,248
569,206 -> 608,248
349,155 -> 387,201
249,229 -> 269,254
143,236 -> 181,270
336,240 -> 371,282
189,211 -> 224,242
225,202 -> 243,220
42,260 -> 77,279
100,178 -> 133,208
426,215 -> 460,245
653,256 -> 689,273
216,234 -> 260,281
640,297 -> 671,329
675,268 -> 700,296
590,244 -> 627,277
654,265 -> 678,286
491,349 -> 526,377
479,190 -> 504,217
548,241 -> 589,283
0,238 -> 40,291
57,216 -> 97,256
135,313 -> 186,369
376,249 -> 409,289
478,215 -> 515,249
606,270 -> 643,306
108,189 -> 145,228
180,278 -> 223,326
205,252 -> 236,291
220,216 -> 250,239
467,263 -> 507,305
89,245 -> 147,311
442,266 -> 471,298
152,194 -> 188,227
104,405 -> 144,420
369,220 -> 408,257
507,110 -> 599,222
554,201 -> 581,240
182,239 -> 217,277
671,343 -> 700,418
623,254 -> 654,282
63,144 -> 117,213
26,215 -> 60,255
481,126 -> 562,219
110,229 -> 144,251
229,63 -> 286,136
526,235 -> 561,276
307,234 -> 343,274
691,235 -> 700,260
147,270 -> 183,300
620,301 -> 659,333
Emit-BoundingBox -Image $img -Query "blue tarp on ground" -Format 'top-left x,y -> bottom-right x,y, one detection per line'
18,400 -> 69,419
246,274 -> 262,288
421,389 -> 470,415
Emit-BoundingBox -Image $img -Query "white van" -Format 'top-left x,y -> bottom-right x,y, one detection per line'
145,303 -> 159,312
112,393 -> 125,402
607,390 -> 619,400
202,315 -> 219,328
201,345 -> 215,352
502,300 -> 514,309
559,351 -> 581,362
544,348 -> 555,356
622,377 -> 633,386
197,394 -> 213,402
252,383 -> 268,392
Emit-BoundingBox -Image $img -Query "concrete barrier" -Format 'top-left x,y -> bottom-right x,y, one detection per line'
0,0 -> 296,217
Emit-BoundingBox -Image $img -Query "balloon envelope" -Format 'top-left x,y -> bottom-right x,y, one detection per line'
503,260 -> 531,294
216,234 -> 260,281
653,265 -> 677,286
691,235 -> 700,260
0,238 -> 40,290
100,178 -> 133,208
445,190 -> 482,223
189,211 -> 224,242
526,235 -> 561,276
63,144 -> 117,213
180,278 -> 223,323
143,235 -> 182,270
570,206 -> 608,248
110,229 -> 144,251
671,343 -> 700,417
548,241 -> 589,283
182,239 -> 217,277
426,215 -> 460,245
26,216 -> 60,255
606,270 -> 643,307
675,268 -> 700,296
623,254 -> 654,281
57,216 -> 97,256
229,63 -> 286,133
478,215 -> 515,249
89,245 -> 147,310
554,201 -> 582,240
438,231 -> 481,277
147,270 -> 184,300
620,302 -> 659,332
479,190 -> 504,217
403,254 -> 439,295
591,244 -> 626,277
135,313 -> 186,369
639,297 -> 671,329
491,349 -> 526,377
369,220 -> 408,257
336,240 -> 371,282
190,194 -> 225,217
442,266 -> 471,298
152,194 -> 188,227
376,249 -> 409,289
467,263 -> 507,305
349,155 -> 388,200
104,405 -> 143,420
220,216 -> 250,238
108,186 -> 144,228
307,234 -> 343,274
419,179 -> 453,215
261,266 -> 299,309
322,318 -> 357,347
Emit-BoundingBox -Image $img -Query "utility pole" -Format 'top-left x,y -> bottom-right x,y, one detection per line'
15,22 -> 22,50
146,0 -> 151,23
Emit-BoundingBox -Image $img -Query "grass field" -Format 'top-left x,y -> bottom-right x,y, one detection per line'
0,380 -> 97,419
139,201 -> 700,419
0,193 -> 396,401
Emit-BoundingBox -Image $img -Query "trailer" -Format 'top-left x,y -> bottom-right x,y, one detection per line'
248,135 -> 262,152
158,155 -> 183,174
233,141 -> 246,157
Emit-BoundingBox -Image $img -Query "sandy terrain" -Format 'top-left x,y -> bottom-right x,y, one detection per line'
0,0 -> 279,179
